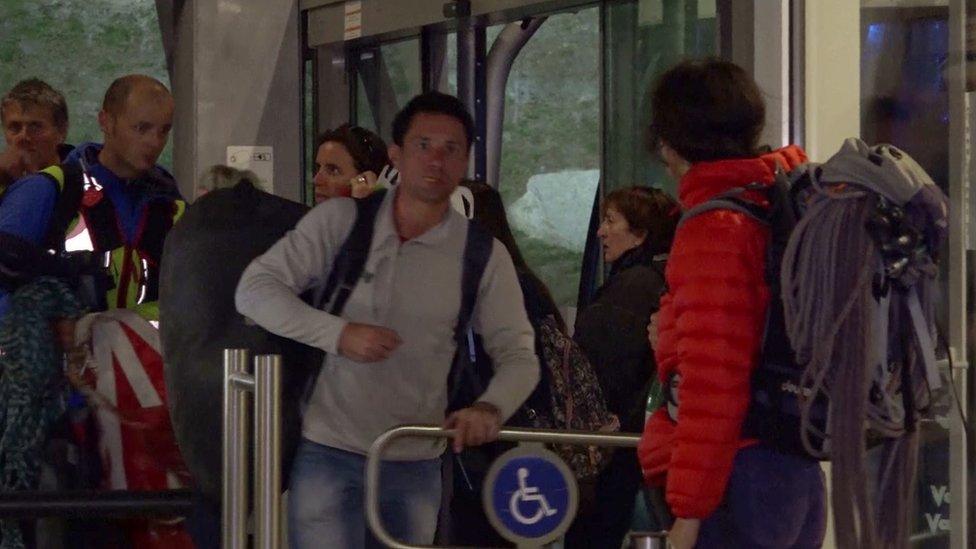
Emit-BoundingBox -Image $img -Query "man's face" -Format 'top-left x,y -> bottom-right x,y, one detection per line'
99,88 -> 174,178
2,102 -> 65,171
389,112 -> 469,205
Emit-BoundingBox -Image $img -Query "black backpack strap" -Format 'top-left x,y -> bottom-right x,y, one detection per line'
445,221 -> 495,412
301,190 -> 387,405
40,162 -> 84,252
318,189 -> 387,316
454,221 -> 494,343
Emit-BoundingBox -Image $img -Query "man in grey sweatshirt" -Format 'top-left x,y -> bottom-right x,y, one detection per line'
235,92 -> 539,548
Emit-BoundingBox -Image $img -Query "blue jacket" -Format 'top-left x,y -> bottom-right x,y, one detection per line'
63,143 -> 183,242
0,165 -> 61,319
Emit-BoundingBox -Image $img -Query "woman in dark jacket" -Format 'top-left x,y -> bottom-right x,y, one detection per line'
567,185 -> 679,548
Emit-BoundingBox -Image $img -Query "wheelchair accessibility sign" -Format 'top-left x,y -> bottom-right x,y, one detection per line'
483,445 -> 578,545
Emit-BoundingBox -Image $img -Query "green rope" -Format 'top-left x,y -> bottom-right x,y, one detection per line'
0,277 -> 84,549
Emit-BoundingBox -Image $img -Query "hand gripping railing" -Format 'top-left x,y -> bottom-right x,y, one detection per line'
365,425 -> 648,549
223,349 -> 283,549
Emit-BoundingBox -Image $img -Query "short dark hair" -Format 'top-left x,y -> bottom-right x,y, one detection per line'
648,59 -> 765,162
102,74 -> 171,116
391,91 -> 475,148
315,124 -> 389,174
1,78 -> 69,132
604,186 -> 680,255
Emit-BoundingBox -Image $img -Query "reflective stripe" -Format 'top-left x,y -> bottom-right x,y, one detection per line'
64,219 -> 95,252
173,200 -> 187,222
39,165 -> 66,192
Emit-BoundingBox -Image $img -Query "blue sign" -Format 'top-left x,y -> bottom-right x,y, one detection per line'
483,445 -> 578,545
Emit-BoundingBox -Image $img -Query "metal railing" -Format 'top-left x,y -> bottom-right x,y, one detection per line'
223,349 -> 283,549
0,489 -> 194,519
365,424 -> 646,549
625,531 -> 669,549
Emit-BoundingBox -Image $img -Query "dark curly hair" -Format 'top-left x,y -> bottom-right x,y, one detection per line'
648,58 -> 765,163
604,186 -> 680,256
315,124 -> 389,175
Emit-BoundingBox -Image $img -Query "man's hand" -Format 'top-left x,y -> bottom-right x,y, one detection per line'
647,312 -> 659,350
667,518 -> 701,549
337,322 -> 402,362
0,148 -> 28,187
443,401 -> 502,453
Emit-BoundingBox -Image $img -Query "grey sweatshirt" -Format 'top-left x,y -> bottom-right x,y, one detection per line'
235,189 -> 540,459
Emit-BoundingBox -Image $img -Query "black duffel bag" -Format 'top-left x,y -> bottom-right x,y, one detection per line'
159,181 -> 322,500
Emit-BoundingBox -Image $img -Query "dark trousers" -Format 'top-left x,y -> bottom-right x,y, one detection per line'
184,493 -> 221,549
565,448 -> 642,548
695,445 -> 826,549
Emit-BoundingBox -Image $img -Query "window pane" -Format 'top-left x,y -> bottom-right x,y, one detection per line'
0,0 -> 172,167
495,7 -> 601,307
604,0 -> 719,195
436,32 -> 458,95
355,38 -> 421,144
860,6 -> 952,548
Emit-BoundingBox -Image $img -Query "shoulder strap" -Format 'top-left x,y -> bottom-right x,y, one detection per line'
679,194 -> 768,229
42,162 -> 85,252
318,189 -> 387,315
445,220 -> 495,412
454,220 -> 494,343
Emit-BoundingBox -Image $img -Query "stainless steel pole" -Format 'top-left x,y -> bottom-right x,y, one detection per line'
626,531 -> 669,549
254,354 -> 283,549
222,349 -> 250,549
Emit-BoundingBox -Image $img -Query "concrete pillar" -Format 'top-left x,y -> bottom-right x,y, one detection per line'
804,0 -> 860,161
171,0 -> 304,202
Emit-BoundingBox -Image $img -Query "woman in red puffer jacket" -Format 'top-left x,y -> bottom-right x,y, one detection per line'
638,59 -> 827,549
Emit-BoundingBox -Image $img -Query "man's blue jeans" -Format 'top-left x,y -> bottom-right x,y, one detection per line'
288,438 -> 441,549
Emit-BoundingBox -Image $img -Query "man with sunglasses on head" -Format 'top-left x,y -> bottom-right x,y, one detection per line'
312,124 -> 390,203
236,92 -> 540,548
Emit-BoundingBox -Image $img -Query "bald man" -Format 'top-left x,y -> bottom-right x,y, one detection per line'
0,74 -> 184,321
59,74 -> 184,319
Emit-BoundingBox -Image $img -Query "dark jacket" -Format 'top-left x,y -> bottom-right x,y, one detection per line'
573,246 -> 665,433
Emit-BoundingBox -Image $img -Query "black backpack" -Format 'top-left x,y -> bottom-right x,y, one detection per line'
160,181 -> 320,500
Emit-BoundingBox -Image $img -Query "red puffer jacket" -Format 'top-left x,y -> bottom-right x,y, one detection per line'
637,145 -> 807,519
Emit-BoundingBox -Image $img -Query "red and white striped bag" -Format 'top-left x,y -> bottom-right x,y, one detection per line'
74,310 -> 193,548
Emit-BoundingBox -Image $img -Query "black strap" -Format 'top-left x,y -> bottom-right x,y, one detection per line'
317,189 -> 388,315
0,231 -> 76,288
454,221 -> 494,343
301,191 -> 387,405
445,221 -> 495,411
41,162 -> 84,252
